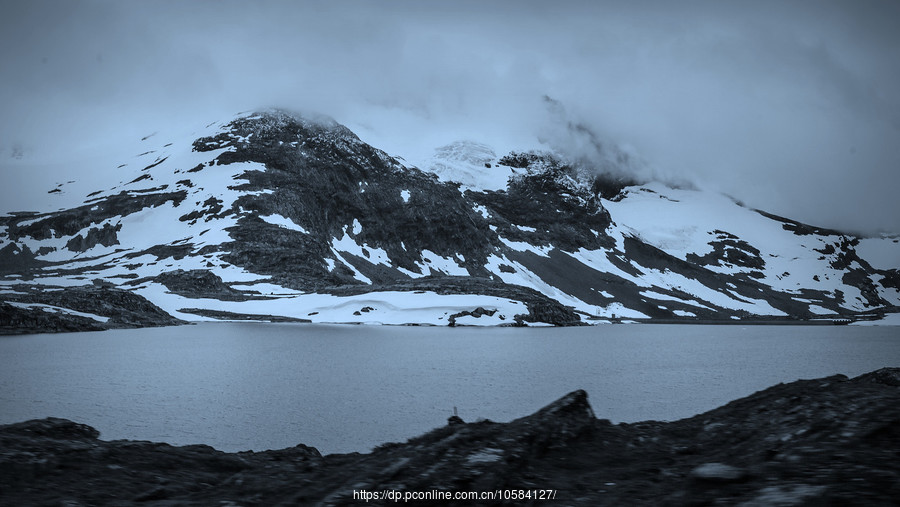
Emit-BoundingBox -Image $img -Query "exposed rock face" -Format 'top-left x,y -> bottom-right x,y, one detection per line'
0,301 -> 107,334
475,153 -> 615,252
154,269 -> 261,301
64,223 -> 122,252
1,369 -> 897,505
0,284 -> 182,334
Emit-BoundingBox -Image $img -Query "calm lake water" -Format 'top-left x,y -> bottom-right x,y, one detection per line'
1,323 -> 898,454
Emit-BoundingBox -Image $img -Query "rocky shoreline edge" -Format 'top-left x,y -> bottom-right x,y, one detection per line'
2,368 -> 898,505
3,281 -> 897,335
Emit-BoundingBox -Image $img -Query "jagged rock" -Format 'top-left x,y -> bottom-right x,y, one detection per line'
0,284 -> 183,335
155,269 -> 262,301
854,367 -> 900,386
0,417 -> 100,440
447,306 -> 496,326
0,243 -> 43,275
0,301 -> 107,334
1,369 -> 897,505
65,223 -> 122,252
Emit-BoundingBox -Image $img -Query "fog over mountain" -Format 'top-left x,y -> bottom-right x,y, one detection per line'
2,0 -> 900,234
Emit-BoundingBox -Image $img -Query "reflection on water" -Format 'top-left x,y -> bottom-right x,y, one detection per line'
1,323 -> 898,454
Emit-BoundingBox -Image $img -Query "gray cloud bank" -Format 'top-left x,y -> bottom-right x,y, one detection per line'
2,0 -> 899,234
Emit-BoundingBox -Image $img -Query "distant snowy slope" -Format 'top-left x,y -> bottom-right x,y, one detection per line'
423,140 -> 516,191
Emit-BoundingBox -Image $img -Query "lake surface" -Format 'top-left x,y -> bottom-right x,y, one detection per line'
1,323 -> 898,454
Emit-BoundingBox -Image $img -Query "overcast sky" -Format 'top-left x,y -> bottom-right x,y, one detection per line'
2,0 -> 899,234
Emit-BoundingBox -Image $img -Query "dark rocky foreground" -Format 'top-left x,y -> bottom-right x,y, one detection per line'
1,369 -> 898,506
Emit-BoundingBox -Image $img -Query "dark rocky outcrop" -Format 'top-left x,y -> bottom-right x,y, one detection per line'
447,306 -> 497,326
0,243 -> 44,275
64,223 -> 122,252
0,301 -> 107,334
1,368 -> 898,505
475,153 -> 615,252
154,269 -> 266,301
3,190 -> 187,242
685,231 -> 765,270
0,284 -> 183,335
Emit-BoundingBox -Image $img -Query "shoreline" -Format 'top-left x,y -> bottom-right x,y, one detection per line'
5,313 -> 898,336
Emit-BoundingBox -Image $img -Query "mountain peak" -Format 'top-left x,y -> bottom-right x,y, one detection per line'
192,108 -> 361,154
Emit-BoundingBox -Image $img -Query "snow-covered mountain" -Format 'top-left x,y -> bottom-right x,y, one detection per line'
2,109 -> 898,331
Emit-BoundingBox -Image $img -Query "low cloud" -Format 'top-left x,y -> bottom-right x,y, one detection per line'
2,0 -> 899,234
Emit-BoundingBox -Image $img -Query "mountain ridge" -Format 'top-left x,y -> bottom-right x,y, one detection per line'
1,109 -> 898,332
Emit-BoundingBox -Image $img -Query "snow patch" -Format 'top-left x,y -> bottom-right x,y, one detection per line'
259,214 -> 308,234
137,283 -> 528,326
855,237 -> 900,271
807,305 -> 835,315
422,141 -> 516,191
420,250 -> 468,276
498,237 -> 551,257
598,302 -> 649,319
